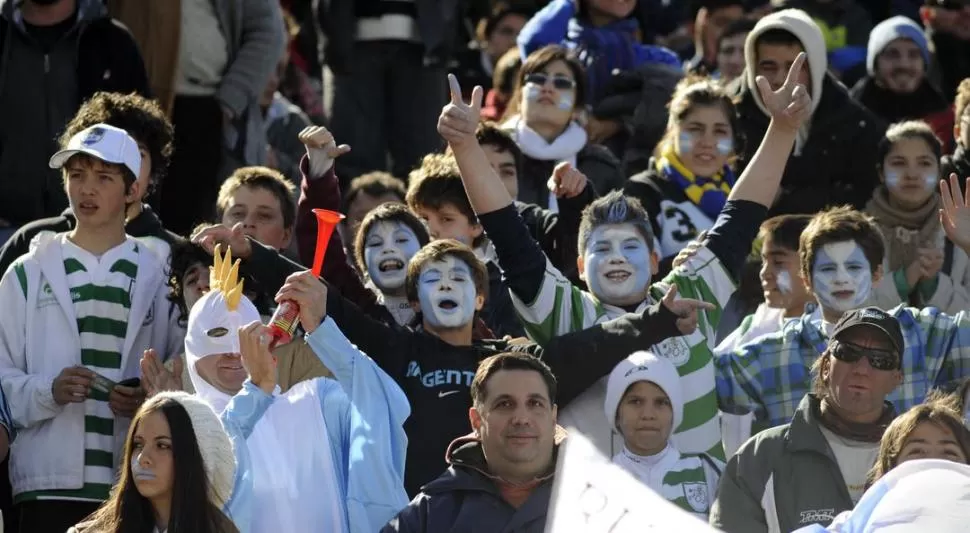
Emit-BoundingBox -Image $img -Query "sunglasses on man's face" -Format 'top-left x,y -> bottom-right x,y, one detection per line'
524,73 -> 576,91
830,340 -> 899,371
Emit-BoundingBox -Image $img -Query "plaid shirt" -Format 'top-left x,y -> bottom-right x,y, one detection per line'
715,304 -> 970,429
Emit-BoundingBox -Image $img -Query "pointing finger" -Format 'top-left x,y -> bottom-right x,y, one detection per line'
783,52 -> 807,91
448,74 -> 464,105
471,85 -> 484,112
662,284 -> 678,305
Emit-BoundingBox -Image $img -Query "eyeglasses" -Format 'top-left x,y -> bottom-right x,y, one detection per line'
830,340 -> 899,371
524,73 -> 576,91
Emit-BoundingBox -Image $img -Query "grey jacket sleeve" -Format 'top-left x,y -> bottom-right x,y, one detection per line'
709,443 -> 770,533
217,0 -> 286,116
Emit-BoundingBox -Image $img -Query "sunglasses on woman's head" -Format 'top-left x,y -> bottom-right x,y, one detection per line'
524,73 -> 576,91
830,340 -> 899,371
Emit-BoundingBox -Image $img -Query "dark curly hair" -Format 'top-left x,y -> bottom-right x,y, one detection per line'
167,238 -> 214,327
61,92 -> 175,194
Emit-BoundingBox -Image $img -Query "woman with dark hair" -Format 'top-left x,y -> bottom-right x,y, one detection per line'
69,392 -> 238,533
624,76 -> 744,273
501,45 -> 624,209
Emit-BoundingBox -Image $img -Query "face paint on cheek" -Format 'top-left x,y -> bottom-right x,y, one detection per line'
677,132 -> 695,155
716,138 -> 734,156
885,170 -> 901,189
776,270 -> 793,295
924,173 -> 938,190
583,226 -> 652,306
811,242 -> 872,312
557,93 -> 574,111
524,84 -> 542,102
417,257 -> 478,329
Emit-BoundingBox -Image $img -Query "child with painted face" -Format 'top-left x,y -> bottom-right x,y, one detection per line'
717,195 -> 970,432
353,203 -> 430,327
605,351 -> 724,519
866,121 -> 970,314
406,153 -> 527,338
441,53 -> 812,458
499,45 -> 625,210
625,77 -> 742,273
161,245 -> 410,533
320,237 -> 716,496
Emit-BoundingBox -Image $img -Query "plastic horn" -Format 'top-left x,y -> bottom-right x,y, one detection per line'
267,209 -> 346,347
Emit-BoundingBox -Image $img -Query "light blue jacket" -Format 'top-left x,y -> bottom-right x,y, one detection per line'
220,317 -> 411,533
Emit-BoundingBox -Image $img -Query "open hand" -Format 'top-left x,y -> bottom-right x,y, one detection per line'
755,52 -> 811,132
940,173 -> 970,253
274,271 -> 328,334
661,285 -> 716,335
548,162 -> 587,198
238,321 -> 277,395
140,349 -> 183,396
191,223 -> 252,260
438,74 -> 483,149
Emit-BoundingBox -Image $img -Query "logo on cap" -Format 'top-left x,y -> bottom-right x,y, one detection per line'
624,364 -> 650,378
82,128 -> 105,147
206,327 -> 229,338
860,309 -> 886,320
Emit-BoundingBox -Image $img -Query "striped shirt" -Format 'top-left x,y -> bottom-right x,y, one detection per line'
513,245 -> 734,459
19,237 -> 138,503
614,446 -> 724,519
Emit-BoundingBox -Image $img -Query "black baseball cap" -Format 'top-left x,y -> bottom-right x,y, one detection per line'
831,307 -> 904,357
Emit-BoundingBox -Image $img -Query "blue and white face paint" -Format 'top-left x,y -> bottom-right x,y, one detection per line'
583,224 -> 652,307
716,138 -> 734,156
776,270 -> 793,295
364,221 -> 421,295
677,132 -> 695,155
131,456 -> 156,481
811,240 -> 872,313
417,255 -> 478,330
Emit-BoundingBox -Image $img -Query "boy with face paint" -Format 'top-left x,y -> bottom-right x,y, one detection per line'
320,238 -> 716,496
440,60 -> 812,458
406,153 -> 528,338
353,203 -> 430,327
716,190 -> 970,431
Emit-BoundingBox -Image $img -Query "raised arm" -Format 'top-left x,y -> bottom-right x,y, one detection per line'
725,52 -> 809,208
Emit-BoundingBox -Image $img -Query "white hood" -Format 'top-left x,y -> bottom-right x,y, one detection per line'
184,245 -> 261,413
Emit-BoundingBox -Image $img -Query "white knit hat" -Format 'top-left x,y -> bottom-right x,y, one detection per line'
604,351 -> 683,434
152,391 -> 236,509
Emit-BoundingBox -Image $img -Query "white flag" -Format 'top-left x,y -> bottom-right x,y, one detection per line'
545,429 -> 723,533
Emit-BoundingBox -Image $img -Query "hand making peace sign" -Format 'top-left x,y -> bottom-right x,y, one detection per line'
438,74 -> 484,150
755,52 -> 811,132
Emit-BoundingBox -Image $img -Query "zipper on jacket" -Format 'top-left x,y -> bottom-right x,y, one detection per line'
43,53 -> 49,73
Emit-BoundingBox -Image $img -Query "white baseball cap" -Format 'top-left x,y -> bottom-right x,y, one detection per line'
49,123 -> 141,179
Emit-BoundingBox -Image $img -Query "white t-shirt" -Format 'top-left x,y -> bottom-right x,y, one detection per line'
819,425 -> 880,503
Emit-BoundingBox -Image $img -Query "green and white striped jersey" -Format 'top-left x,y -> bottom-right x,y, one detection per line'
511,246 -> 734,459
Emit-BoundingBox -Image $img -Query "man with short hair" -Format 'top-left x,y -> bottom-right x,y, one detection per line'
382,352 -> 563,532
850,16 -> 952,149
732,9 -> 885,216
0,124 -> 176,532
685,0 -> 746,76
712,307 -> 903,532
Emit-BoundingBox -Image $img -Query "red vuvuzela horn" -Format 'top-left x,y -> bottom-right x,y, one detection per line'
267,208 -> 345,347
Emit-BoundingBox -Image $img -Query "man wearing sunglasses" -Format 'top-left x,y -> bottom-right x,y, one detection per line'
711,307 -> 903,533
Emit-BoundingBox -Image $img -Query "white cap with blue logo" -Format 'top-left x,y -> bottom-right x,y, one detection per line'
48,123 -> 141,179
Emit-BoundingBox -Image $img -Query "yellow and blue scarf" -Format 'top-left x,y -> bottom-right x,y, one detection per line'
656,144 -> 736,220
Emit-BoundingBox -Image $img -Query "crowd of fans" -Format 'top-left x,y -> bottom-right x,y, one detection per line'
1,0 -> 970,531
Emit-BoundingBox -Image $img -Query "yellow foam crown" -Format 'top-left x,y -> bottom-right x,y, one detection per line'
210,244 -> 244,311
